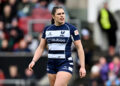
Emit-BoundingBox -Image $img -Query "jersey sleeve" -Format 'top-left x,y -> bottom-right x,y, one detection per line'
70,25 -> 80,41
42,26 -> 48,39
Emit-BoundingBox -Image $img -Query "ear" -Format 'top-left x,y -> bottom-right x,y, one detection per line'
52,15 -> 55,19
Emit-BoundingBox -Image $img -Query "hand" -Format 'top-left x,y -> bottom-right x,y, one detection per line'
28,61 -> 35,71
79,67 -> 86,78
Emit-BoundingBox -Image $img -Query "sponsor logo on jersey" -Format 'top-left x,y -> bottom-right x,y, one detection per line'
74,30 -> 79,35
58,56 -> 61,58
52,38 -> 66,42
48,38 -> 66,43
48,32 -> 52,36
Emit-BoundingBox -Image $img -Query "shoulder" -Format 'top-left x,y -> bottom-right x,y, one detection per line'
65,23 -> 78,32
44,24 -> 54,31
65,23 -> 74,27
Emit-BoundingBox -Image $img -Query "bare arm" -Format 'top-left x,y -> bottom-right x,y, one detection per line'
28,38 -> 47,71
74,40 -> 86,78
32,38 -> 47,62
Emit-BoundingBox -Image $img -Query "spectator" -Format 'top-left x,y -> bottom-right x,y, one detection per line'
24,68 -> 36,86
109,56 -> 120,75
97,2 -> 118,56
0,69 -> 5,86
11,18 -> 24,40
8,65 -> 20,79
0,39 -> 10,52
17,0 -> 31,17
0,32 -> 5,40
0,0 -> 7,16
24,35 -> 38,53
91,62 -> 100,77
99,56 -> 109,82
0,20 -> 10,51
8,18 -> 24,50
31,0 -> 39,4
2,4 -> 15,30
89,61 -> 103,86
14,39 -> 31,52
8,0 -> 18,17
35,0 -> 48,8
0,20 -> 8,40
24,68 -> 36,79
48,0 -> 60,12
81,28 -> 96,68
105,71 -> 119,86
105,54 -> 115,64
8,65 -> 21,86
30,0 -> 39,9
8,28 -> 20,50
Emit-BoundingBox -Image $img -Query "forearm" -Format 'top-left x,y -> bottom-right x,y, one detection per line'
77,48 -> 85,68
32,38 -> 46,63
74,40 -> 85,68
32,46 -> 44,63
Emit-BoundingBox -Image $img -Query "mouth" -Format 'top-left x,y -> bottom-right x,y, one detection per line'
60,18 -> 64,21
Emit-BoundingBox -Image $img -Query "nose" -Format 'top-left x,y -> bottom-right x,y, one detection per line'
61,14 -> 64,17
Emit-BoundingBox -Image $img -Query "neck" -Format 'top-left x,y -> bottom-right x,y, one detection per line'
54,21 -> 65,26
5,13 -> 11,17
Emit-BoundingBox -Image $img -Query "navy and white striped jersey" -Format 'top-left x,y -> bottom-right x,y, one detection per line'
42,23 -> 80,59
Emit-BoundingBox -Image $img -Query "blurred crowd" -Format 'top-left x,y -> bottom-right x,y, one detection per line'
89,56 -> 120,86
76,25 -> 120,86
0,0 -> 68,53
0,65 -> 36,86
0,0 -> 69,85
88,3 -> 120,86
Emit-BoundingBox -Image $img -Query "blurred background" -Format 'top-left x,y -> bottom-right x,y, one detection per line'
0,0 -> 120,86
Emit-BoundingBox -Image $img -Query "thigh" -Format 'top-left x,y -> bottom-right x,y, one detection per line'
54,71 -> 72,86
48,73 -> 56,86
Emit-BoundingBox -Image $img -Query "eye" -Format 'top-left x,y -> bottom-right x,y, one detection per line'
57,13 -> 61,15
62,12 -> 64,14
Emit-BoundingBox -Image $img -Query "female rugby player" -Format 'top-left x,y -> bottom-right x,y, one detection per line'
28,6 -> 86,86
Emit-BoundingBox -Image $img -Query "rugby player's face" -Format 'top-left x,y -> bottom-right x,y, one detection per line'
53,9 -> 65,25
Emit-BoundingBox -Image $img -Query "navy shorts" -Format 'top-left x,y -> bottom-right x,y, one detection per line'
47,57 -> 74,74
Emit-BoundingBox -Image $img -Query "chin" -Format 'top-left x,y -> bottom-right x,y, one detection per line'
60,21 -> 65,24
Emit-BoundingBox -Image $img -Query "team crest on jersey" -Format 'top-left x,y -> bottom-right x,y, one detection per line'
60,30 -> 65,37
74,30 -> 79,35
61,30 -> 65,34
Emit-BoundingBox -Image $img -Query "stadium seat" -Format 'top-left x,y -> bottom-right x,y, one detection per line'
18,17 -> 31,34
31,8 -> 52,32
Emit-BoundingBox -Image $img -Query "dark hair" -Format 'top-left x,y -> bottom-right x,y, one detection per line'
51,6 -> 63,24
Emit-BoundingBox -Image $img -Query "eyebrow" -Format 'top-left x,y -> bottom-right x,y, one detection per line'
56,12 -> 65,15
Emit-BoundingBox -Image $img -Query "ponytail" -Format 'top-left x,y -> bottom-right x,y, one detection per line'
51,18 -> 54,24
